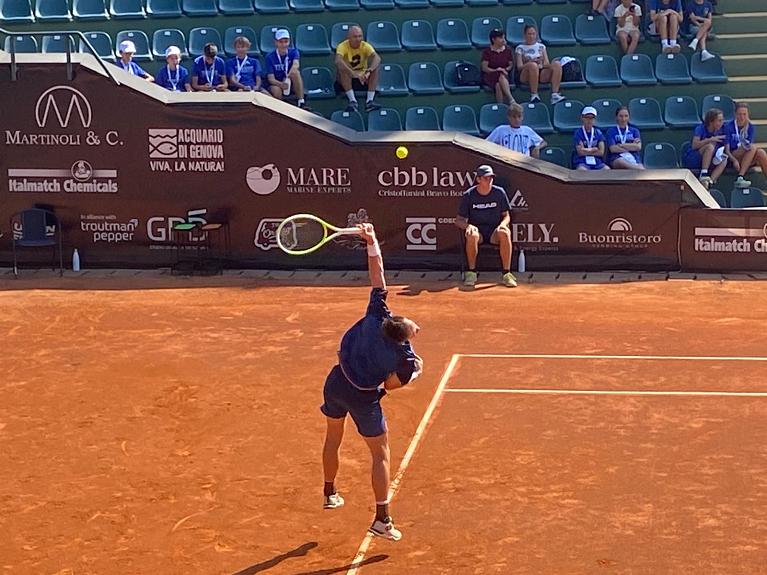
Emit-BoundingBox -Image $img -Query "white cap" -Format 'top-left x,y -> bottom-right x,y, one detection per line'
165,45 -> 181,58
275,29 -> 290,41
581,106 -> 598,117
118,40 -> 136,54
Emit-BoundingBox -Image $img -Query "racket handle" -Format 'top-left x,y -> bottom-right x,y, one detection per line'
337,227 -> 364,235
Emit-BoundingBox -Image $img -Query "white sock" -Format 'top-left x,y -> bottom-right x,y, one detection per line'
662,40 -> 670,48
531,92 -> 539,99
669,39 -> 678,46
345,90 -> 357,103
367,91 -> 375,103
298,98 -> 305,105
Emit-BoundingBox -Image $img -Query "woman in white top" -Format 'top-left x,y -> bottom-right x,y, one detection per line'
614,0 -> 642,55
514,25 -> 565,106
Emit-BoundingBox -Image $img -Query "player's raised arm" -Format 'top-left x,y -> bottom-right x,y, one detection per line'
359,223 -> 386,290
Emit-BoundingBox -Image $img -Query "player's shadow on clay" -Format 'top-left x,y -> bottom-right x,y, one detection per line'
230,542 -> 387,575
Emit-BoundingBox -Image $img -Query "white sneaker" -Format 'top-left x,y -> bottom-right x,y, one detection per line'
735,176 -> 752,189
550,93 -> 566,105
688,37 -> 699,51
699,175 -> 712,188
369,517 -> 402,541
463,270 -> 477,287
701,50 -> 715,62
323,493 -> 345,509
529,93 -> 541,104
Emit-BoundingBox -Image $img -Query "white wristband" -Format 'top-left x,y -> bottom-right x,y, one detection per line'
367,241 -> 381,257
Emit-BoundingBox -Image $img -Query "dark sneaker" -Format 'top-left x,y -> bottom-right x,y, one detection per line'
365,100 -> 382,112
345,101 -> 359,113
369,517 -> 402,541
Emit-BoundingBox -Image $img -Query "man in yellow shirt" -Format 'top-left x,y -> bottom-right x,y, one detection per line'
335,26 -> 382,113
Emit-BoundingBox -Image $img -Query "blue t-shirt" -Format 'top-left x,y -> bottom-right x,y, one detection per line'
606,125 -> 642,164
338,288 -> 419,390
114,60 -> 149,78
725,120 -> 755,151
154,65 -> 190,92
226,56 -> 262,89
650,0 -> 682,12
572,126 -> 607,166
265,48 -> 300,81
686,0 -> 712,19
192,55 -> 227,88
693,122 -> 725,150
458,185 -> 512,231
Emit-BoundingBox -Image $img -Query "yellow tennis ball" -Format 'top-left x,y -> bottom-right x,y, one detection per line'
395,146 -> 409,160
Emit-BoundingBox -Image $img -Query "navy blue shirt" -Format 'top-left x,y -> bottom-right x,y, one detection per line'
458,185 -> 512,230
155,65 -> 190,92
338,288 -> 419,390
192,55 -> 227,88
114,60 -> 149,78
725,120 -> 755,151
265,48 -> 300,81
226,56 -> 262,89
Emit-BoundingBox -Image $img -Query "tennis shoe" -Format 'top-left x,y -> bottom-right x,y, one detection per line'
365,100 -> 382,112
463,271 -> 477,287
502,272 -> 518,288
369,517 -> 402,541
699,175 -> 712,188
735,176 -> 751,189
550,93 -> 566,105
323,493 -> 345,509
346,101 -> 359,113
701,50 -> 715,62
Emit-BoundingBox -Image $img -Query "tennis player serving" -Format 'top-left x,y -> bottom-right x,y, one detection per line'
320,222 -> 423,541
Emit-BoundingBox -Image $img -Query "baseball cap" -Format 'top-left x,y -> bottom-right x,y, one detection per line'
275,29 -> 290,41
476,165 -> 495,177
581,106 -> 598,117
118,40 -> 136,54
164,45 -> 181,58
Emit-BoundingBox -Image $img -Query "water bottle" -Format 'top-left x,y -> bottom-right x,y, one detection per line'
517,249 -> 526,273
72,248 -> 81,272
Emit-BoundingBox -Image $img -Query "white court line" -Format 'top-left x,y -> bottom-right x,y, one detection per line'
345,353 -> 461,575
445,388 -> 767,397
461,353 -> 767,362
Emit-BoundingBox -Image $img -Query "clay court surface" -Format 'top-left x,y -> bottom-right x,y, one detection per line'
2,274 -> 767,575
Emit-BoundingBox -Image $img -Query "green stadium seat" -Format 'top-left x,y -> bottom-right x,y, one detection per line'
620,53 -> 656,86
664,96 -> 700,128
73,0 -> 109,20
575,14 -> 610,45
146,0 -> 182,17
691,52 -> 727,83
35,0 -> 72,21
5,34 -> 38,52
189,27 -> 222,57
443,60 -> 481,94
182,0 -> 218,16
116,30 -> 152,60
643,142 -> 679,168
479,103 -> 508,135
430,0 -> 463,6
502,0 -> 531,3
408,62 -> 444,95
396,0 -> 428,6
538,0 -> 565,3
708,188 -> 726,207
377,63 -> 409,95
437,18 -> 471,50
291,0 -> 323,11
585,55 -> 621,87
553,99 -> 585,132
655,53 -> 691,85
402,19 -> 436,51
523,101 -> 554,135
360,0 -> 394,9
255,0 -> 289,12
80,31 -> 114,58
541,147 -> 569,168
325,0 -> 360,10
0,0 -> 34,22
260,25 -> 290,53
540,15 -> 575,46
220,0 -> 255,14
368,108 -> 402,131
701,94 -> 734,122
730,188 -> 765,209
153,28 -> 188,58
405,106 -> 440,130
42,34 -> 75,53
507,16 -> 536,46
629,97 -> 665,130
367,21 -> 401,52
302,66 -> 335,98
295,24 -> 330,55
224,26 -> 258,56
110,0 -> 145,18
331,22 -> 358,49
591,97 -> 622,129
471,17 -> 502,48
442,105 -> 480,136
331,109 -> 365,131
466,0 -> 497,6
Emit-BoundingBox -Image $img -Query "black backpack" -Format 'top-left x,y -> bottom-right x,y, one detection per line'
561,59 -> 583,83
455,61 -> 481,86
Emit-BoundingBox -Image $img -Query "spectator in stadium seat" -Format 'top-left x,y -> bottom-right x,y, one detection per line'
614,0 -> 642,55
572,106 -> 610,171
591,0 -> 611,18
607,106 -> 645,170
191,43 -> 228,92
481,28 -> 516,106
486,103 -> 546,158
154,46 -> 190,92
684,107 -> 728,187
650,0 -> 683,54
335,26 -> 381,113
266,29 -> 309,110
227,36 -> 266,93
725,103 -> 767,189
115,40 -> 154,82
686,0 -> 715,61
515,25 -> 565,105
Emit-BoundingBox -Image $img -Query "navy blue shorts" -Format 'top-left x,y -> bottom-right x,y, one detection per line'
478,225 -> 496,245
320,365 -> 387,437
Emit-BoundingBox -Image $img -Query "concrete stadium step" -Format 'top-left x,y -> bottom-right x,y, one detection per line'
722,55 -> 767,77
720,0 -> 766,13
715,13 -> 767,35
715,33 -> 767,55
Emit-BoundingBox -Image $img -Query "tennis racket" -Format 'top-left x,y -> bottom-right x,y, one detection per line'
276,213 -> 363,255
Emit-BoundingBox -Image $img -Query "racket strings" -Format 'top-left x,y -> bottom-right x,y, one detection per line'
281,217 -> 328,252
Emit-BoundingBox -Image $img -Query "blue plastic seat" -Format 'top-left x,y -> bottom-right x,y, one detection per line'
302,67 -> 335,98
360,0 -> 394,8
255,0 -> 288,12
377,63 -> 409,95
537,0 -> 565,3
540,14 -> 575,46
110,0 -> 146,18
585,54 -> 621,87
395,0 -> 428,6
442,105 -> 479,136
331,110 -> 365,131
553,99 -> 585,132
259,25 -> 291,53
523,101 -> 554,135
331,22 -> 358,49
401,19 -> 436,51
591,97 -> 622,129
291,0 -> 323,11
0,0 -> 34,22
42,34 -> 76,53
466,0 -> 496,5
80,31 -> 114,58
325,0 -> 360,10
368,108 -> 402,131
115,30 -> 152,60
146,0 -> 182,17
556,56 -> 586,88
575,14 -> 610,44
182,0 -> 218,15
541,147 -> 568,168
643,142 -> 679,169
73,0 -> 109,20
655,53 -> 691,85
471,17 -> 502,48
664,96 -> 700,128
224,26 -> 258,56
188,27 -> 222,57
367,21 -> 401,52
219,0 -> 254,13
708,188 -> 726,208
628,97 -> 665,130
620,53 -> 656,86
408,62 -> 444,95
35,0 -> 72,21
295,23 -> 330,55
479,103 -> 508,136
5,34 -> 38,52
506,16 -> 536,45
691,52 -> 727,83
430,0 -> 463,6
701,94 -> 734,122
153,28 -> 188,58
502,0 -> 531,3
443,60 -> 481,94
436,18 -> 471,50
405,106 -> 440,130
730,188 -> 765,209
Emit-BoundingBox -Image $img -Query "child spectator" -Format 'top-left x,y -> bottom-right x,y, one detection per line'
684,107 -> 728,187
191,43 -> 228,92
649,0 -> 684,53
115,40 -> 153,82
266,29 -> 309,110
573,106 -> 610,171
686,0 -> 715,61
226,36 -> 265,93
154,46 -> 190,92
481,29 -> 516,106
614,0 -> 642,55
514,25 -> 565,105
486,103 -> 547,158
606,106 -> 645,170
725,103 -> 767,189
